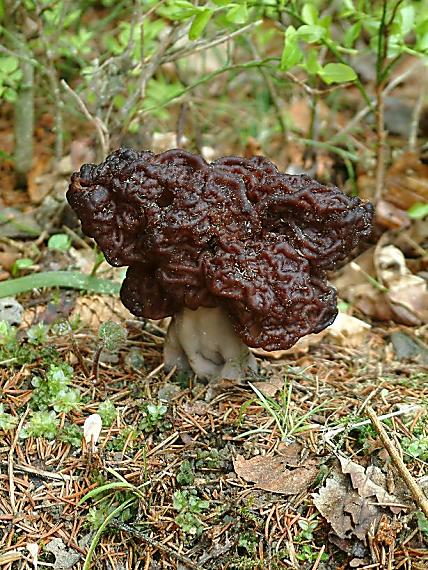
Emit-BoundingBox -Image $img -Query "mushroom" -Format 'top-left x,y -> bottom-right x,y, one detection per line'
67,148 -> 373,381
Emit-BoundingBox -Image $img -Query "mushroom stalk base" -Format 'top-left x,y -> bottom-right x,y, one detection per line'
164,307 -> 257,381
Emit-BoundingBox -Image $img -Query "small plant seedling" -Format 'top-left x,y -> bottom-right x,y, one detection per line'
31,362 -> 80,413
92,321 -> 127,381
0,320 -> 17,346
139,402 -> 169,433
20,410 -> 59,440
173,489 -> 209,536
27,323 -> 49,345
11,258 -> 34,277
98,400 -> 117,427
59,423 -> 82,448
176,460 -> 194,486
47,233 -> 72,251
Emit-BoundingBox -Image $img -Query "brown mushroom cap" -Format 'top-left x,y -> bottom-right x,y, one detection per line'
67,148 -> 373,351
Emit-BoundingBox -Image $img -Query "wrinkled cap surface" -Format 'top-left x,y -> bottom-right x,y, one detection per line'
67,148 -> 373,351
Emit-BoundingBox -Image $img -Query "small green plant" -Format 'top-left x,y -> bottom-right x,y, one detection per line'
176,460 -> 195,486
402,435 -> 428,462
237,531 -> 258,555
139,402 -> 169,433
47,233 -> 72,251
98,400 -> 117,427
0,404 -> 18,431
27,323 -> 49,345
416,512 -> 428,535
173,489 -> 209,536
105,427 -> 139,452
98,321 -> 127,352
31,362 -> 80,413
0,320 -> 59,368
0,56 -> 22,102
408,203 -> 428,220
0,321 -> 17,346
91,321 -> 127,380
59,423 -> 82,447
20,410 -> 59,440
11,258 -> 35,278
249,380 -> 327,440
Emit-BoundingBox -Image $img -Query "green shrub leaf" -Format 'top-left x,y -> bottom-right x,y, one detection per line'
318,62 -> 357,84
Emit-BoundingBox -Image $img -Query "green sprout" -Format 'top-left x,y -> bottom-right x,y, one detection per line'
21,410 -> 59,440
139,402 -> 169,433
98,400 -> 117,427
173,489 -> 209,536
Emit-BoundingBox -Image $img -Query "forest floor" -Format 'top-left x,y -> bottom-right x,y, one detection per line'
0,234 -> 427,570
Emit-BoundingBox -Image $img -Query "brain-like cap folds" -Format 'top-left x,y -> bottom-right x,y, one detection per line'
67,148 -> 373,351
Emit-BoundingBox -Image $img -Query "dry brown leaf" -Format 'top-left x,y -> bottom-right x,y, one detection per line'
376,245 -> 428,325
71,295 -> 131,329
233,454 -> 319,495
313,470 -> 355,538
375,199 -> 410,230
313,468 -> 383,540
325,312 -> 371,347
385,151 -> 428,209
338,456 -> 403,514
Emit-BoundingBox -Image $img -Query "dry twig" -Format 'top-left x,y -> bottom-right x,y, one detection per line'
367,406 -> 428,519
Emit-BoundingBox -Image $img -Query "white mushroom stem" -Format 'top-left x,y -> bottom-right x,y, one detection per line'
164,306 -> 257,381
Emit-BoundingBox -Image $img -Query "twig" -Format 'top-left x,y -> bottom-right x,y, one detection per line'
0,460 -> 75,481
164,20 -> 262,64
366,406 -> 428,519
248,41 -> 288,141
331,61 -> 425,144
322,404 -> 421,441
61,79 -> 109,159
109,520 -> 202,569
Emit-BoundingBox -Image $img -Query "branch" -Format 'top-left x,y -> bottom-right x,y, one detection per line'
61,79 -> 110,159
367,406 -> 428,519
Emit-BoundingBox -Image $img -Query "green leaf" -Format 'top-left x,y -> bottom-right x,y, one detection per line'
416,512 -> 428,534
189,8 -> 213,40
226,3 -> 248,24
415,19 -> 428,52
165,0 -> 199,20
280,26 -> 302,71
344,22 -> 361,48
301,3 -> 318,25
48,233 -> 71,251
408,202 -> 428,220
0,56 -> 19,75
399,5 -> 414,36
318,62 -> 357,84
296,24 -> 325,43
304,49 -> 321,75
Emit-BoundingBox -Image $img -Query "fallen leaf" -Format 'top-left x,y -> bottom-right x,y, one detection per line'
45,538 -> 80,570
70,294 -> 131,329
338,456 -> 403,514
325,312 -> 371,347
233,454 -> 319,495
313,469 -> 355,538
376,245 -> 428,325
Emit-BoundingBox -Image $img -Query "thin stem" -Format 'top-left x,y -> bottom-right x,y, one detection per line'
91,344 -> 103,382
61,80 -> 109,160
